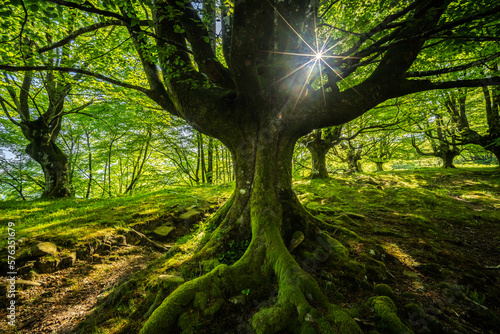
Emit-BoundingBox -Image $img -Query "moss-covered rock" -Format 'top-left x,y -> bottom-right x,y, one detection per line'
317,232 -> 349,260
153,225 -> 175,239
373,284 -> 396,300
367,296 -> 413,334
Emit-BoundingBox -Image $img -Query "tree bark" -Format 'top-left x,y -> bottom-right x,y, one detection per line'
442,148 -> 458,168
375,161 -> 384,172
142,125 -> 356,334
21,119 -> 71,198
305,143 -> 330,179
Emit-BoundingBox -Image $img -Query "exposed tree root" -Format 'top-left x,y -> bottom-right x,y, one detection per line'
141,202 -> 362,333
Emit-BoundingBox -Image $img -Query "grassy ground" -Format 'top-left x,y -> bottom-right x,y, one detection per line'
0,168 -> 499,333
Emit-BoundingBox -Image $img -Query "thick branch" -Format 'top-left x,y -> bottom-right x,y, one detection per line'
0,65 -> 149,92
170,1 -> 234,88
36,21 -> 122,55
407,52 -> 500,78
45,0 -> 127,22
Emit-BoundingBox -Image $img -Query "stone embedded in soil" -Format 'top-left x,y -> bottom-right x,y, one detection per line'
153,225 -> 175,239
178,209 -> 201,224
35,258 -> 59,274
32,242 -> 58,257
373,283 -> 396,300
58,252 -> 77,270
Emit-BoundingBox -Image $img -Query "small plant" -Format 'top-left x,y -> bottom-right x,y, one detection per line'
241,288 -> 250,296
468,289 -> 486,305
218,239 -> 250,265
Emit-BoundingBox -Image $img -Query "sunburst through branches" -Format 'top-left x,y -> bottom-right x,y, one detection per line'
264,1 -> 360,111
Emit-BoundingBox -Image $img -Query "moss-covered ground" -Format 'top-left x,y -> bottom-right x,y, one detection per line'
1,168 -> 499,333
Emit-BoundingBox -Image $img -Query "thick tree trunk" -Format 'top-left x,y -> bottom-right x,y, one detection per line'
305,143 -> 329,179
25,141 -> 71,198
441,148 -> 458,168
488,145 -> 500,167
22,120 -> 71,198
347,157 -> 362,173
141,126 -> 361,334
375,161 -> 384,172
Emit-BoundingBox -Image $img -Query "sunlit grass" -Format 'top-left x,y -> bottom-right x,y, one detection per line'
0,184 -> 234,253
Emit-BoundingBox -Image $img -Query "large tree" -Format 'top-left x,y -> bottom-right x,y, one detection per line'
2,0 -> 500,332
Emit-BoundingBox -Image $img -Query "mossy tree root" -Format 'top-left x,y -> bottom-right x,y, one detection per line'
142,135 -> 363,333
140,263 -> 237,333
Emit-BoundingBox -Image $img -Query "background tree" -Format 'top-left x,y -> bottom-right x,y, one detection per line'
411,113 -> 462,168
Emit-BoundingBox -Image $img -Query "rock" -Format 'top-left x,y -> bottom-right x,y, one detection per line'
288,231 -> 305,252
35,258 -> 59,274
179,209 -> 201,224
17,261 -> 35,276
31,242 -> 58,257
58,252 -> 76,270
374,284 -> 396,300
153,225 -> 175,239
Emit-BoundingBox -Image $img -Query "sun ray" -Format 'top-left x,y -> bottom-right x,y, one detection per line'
293,59 -> 318,110
320,58 -> 363,97
264,51 -> 320,57
266,0 -> 317,54
274,58 -> 317,84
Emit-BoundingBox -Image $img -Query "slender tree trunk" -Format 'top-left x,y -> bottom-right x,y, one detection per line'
200,134 -> 206,183
85,131 -> 92,199
207,137 -> 214,184
195,132 -> 201,184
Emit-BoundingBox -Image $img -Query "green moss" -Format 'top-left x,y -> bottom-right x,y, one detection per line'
367,296 -> 413,334
325,305 -> 363,334
193,291 -> 209,309
373,284 -> 396,300
203,298 -> 225,316
343,260 -> 367,276
318,232 -> 349,259
335,214 -> 361,227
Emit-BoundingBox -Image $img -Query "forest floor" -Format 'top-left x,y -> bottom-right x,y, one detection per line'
0,167 -> 499,333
